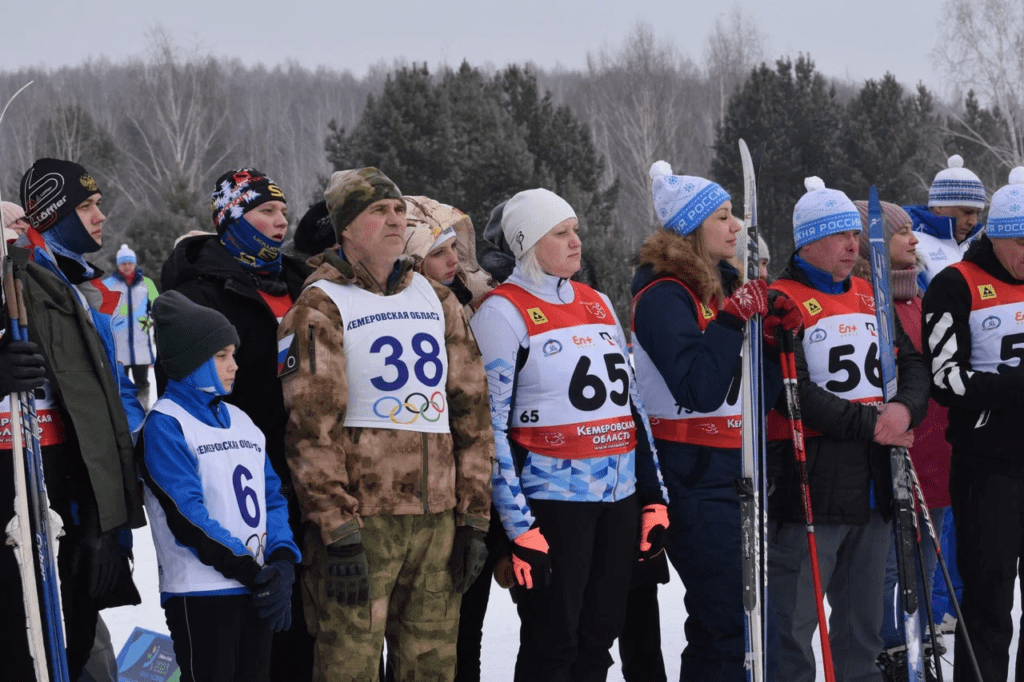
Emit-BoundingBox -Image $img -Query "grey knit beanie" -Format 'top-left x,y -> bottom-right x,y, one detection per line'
154,291 -> 240,381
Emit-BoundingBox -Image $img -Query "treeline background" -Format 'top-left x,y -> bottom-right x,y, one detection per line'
0,0 -> 1021,323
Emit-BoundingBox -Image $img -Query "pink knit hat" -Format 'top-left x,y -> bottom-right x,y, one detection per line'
852,199 -> 913,262
1,201 -> 25,230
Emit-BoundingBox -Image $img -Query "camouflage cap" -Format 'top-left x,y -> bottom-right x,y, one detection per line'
324,167 -> 402,237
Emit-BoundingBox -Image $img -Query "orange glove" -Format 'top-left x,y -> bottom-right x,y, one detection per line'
639,503 -> 669,561
511,526 -> 551,590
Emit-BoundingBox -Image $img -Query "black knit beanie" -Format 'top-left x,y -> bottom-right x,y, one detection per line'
19,158 -> 101,232
153,291 -> 240,381
294,200 -> 336,256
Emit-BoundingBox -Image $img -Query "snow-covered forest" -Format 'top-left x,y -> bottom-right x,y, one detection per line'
1,0 -> 1021,321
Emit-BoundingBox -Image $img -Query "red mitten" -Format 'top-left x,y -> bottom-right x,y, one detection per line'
639,503 -> 669,561
721,279 -> 768,322
763,294 -> 803,347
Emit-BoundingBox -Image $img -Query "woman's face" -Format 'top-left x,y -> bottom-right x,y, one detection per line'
535,218 -> 582,278
422,240 -> 459,284
699,201 -> 742,263
889,222 -> 919,270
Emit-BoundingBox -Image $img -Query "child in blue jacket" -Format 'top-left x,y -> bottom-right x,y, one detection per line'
140,290 -> 299,682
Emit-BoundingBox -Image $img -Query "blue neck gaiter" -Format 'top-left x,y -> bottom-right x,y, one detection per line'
794,254 -> 847,295
43,211 -> 100,278
219,218 -> 283,277
182,356 -> 230,396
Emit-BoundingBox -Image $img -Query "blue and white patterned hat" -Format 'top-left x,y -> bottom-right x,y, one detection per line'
928,155 -> 986,209
986,167 -> 1024,238
649,161 -> 730,236
793,177 -> 861,250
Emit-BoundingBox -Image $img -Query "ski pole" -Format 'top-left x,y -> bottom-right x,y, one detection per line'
905,452 -> 982,681
912,488 -> 943,682
778,331 -> 836,682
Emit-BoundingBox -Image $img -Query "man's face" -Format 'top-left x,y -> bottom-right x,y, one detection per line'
76,193 -> 105,246
798,231 -> 861,282
991,237 -> 1024,281
933,205 -> 981,242
118,262 -> 136,279
341,199 -> 407,262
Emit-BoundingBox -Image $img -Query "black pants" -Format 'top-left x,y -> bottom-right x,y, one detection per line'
269,495 -> 314,682
618,554 -> 669,682
951,458 -> 1024,682
514,495 -> 639,682
454,507 -> 506,682
127,364 -> 150,390
164,594 -> 273,682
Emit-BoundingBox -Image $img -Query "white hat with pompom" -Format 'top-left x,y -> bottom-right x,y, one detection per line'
986,167 -> 1024,238
649,160 -> 730,236
929,154 -> 986,209
792,176 -> 861,250
116,243 -> 137,265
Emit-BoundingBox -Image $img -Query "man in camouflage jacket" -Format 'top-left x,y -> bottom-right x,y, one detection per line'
278,167 -> 493,682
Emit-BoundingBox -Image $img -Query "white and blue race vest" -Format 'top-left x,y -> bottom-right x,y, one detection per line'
145,399 -> 267,595
310,273 -> 450,433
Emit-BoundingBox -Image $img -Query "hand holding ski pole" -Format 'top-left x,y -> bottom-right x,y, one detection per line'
0,340 -> 46,394
762,294 -> 802,347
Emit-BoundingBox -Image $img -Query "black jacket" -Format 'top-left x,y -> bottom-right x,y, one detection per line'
923,235 -> 1024,472
768,256 -> 929,525
159,235 -> 311,488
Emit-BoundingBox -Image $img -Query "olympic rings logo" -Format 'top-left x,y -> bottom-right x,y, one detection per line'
373,391 -> 447,424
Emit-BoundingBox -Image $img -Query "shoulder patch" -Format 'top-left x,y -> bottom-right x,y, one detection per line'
803,298 -> 823,316
278,333 -> 299,379
526,307 -> 548,325
978,283 -> 997,301
699,302 -> 715,320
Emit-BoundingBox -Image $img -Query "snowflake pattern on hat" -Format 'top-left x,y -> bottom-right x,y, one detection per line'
649,160 -> 730,236
210,168 -> 284,231
986,167 -> 1024,237
792,176 -> 861,249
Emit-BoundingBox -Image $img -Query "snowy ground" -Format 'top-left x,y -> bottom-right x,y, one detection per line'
103,376 -> 1021,680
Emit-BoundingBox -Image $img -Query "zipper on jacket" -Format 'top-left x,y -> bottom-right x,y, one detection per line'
421,432 -> 430,513
307,326 -> 316,374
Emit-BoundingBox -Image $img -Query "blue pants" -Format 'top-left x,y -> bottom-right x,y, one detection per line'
880,506 -> 946,649
661,441 -> 778,682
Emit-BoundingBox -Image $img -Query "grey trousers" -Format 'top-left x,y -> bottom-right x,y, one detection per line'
769,510 -> 891,682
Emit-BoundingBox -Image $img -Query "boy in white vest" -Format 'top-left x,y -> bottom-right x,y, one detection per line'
141,291 -> 299,682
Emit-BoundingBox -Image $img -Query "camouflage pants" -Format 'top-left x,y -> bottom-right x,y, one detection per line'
303,512 -> 461,682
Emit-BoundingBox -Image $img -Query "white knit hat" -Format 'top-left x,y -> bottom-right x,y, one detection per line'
501,188 -> 577,260
649,161 -> 730,236
116,243 -> 137,265
986,167 -> 1024,238
793,177 -> 861,250
928,155 -> 986,209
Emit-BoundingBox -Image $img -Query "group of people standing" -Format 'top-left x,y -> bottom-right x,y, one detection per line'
0,146 -> 1022,682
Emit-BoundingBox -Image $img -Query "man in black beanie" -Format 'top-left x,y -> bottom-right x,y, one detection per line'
0,157 -> 146,681
160,167 -> 314,681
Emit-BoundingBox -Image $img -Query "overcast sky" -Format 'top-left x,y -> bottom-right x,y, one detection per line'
2,0 -> 946,92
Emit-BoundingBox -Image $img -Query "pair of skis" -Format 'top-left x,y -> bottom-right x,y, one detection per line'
867,187 -> 982,682
737,139 -> 771,682
739,139 -> 836,681
0,82 -> 71,682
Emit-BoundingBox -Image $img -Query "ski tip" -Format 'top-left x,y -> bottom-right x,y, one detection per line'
869,185 -> 879,202
753,142 -> 766,168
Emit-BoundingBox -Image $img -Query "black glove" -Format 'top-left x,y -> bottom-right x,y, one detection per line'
252,558 -> 295,632
326,537 -> 369,607
0,340 -> 46,395
448,526 -> 488,594
77,504 -> 127,600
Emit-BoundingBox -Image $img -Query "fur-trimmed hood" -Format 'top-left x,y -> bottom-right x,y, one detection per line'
632,228 -> 738,304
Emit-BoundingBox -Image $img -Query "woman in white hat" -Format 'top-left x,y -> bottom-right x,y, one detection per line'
470,188 -> 666,681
